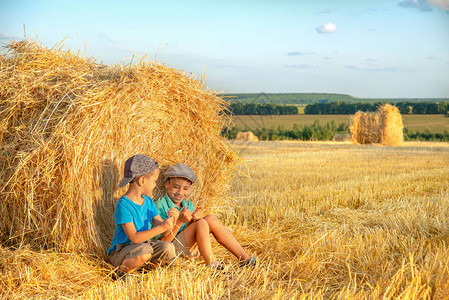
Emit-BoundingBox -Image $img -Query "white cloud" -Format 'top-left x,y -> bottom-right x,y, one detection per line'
287,51 -> 315,56
345,64 -> 400,72
427,0 -> 449,10
398,0 -> 433,11
98,33 -> 117,44
0,33 -> 19,40
317,8 -> 332,14
398,0 -> 449,11
316,23 -> 337,33
285,62 -> 318,69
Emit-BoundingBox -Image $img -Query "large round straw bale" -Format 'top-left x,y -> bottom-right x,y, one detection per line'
235,131 -> 259,141
377,104 -> 404,146
0,39 -> 239,254
350,104 -> 403,146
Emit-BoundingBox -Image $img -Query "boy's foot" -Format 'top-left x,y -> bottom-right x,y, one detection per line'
207,261 -> 235,279
239,256 -> 257,268
112,270 -> 127,281
208,261 -> 224,271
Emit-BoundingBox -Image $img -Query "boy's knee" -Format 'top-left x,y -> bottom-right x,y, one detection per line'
196,218 -> 210,229
204,214 -> 219,224
156,241 -> 176,260
204,214 -> 222,228
124,253 -> 151,267
139,253 -> 152,264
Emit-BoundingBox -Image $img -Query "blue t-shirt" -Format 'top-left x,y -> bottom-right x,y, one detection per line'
108,195 -> 159,255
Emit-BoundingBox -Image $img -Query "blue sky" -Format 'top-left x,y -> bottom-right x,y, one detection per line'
1,0 -> 448,98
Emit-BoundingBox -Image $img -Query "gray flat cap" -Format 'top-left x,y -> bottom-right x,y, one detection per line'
165,163 -> 195,183
118,154 -> 159,188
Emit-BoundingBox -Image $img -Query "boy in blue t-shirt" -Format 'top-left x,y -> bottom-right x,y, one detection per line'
108,154 -> 176,278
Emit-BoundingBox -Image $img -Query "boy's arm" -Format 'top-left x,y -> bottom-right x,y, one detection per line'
153,214 -> 179,234
122,217 -> 174,244
152,215 -> 163,227
159,219 -> 185,241
160,207 -> 191,242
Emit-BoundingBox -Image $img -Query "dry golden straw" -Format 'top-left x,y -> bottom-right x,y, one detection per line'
350,104 -> 404,146
0,39 -> 239,255
236,131 -> 259,141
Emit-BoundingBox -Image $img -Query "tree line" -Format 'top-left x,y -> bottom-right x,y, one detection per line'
225,93 -> 357,104
229,102 -> 298,115
304,101 -> 449,115
229,101 -> 449,115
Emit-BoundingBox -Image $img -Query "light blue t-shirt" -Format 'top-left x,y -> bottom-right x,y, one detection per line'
108,195 -> 159,255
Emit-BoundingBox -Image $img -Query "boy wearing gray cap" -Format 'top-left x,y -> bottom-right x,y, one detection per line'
156,163 -> 256,269
107,154 -> 176,279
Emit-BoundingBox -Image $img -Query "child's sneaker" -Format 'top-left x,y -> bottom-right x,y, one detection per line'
112,270 -> 127,281
209,261 -> 224,271
239,256 -> 257,268
207,261 -> 235,279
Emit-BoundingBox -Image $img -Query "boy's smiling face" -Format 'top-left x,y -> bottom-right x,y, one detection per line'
165,177 -> 192,207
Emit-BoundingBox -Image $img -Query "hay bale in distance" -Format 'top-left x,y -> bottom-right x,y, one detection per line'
332,133 -> 352,142
0,39 -> 239,254
350,104 -> 404,146
236,131 -> 259,141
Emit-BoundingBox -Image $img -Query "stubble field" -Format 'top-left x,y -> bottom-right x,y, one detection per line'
1,141 -> 449,299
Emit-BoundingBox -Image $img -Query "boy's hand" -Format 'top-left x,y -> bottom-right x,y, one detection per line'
163,216 -> 175,230
192,206 -> 203,221
178,207 -> 192,224
167,207 -> 179,221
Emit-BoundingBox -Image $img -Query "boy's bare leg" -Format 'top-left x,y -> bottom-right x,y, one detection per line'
119,254 -> 152,273
182,219 -> 215,266
203,215 -> 250,261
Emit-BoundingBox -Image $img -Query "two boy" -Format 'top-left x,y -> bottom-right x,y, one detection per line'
108,155 -> 255,277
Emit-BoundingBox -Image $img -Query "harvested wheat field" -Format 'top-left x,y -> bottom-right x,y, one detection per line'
1,140 -> 448,299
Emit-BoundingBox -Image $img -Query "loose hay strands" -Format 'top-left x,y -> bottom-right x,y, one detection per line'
0,245 -> 110,299
0,39 -> 239,254
350,104 -> 404,146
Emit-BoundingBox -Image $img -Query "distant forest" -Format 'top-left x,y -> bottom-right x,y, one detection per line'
229,102 -> 298,115
224,92 -> 449,105
304,101 -> 449,115
229,101 -> 449,115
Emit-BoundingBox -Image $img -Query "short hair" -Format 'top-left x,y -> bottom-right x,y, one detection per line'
130,170 -> 156,185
